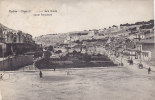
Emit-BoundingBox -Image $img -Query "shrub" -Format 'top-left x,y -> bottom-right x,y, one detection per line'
83,54 -> 91,62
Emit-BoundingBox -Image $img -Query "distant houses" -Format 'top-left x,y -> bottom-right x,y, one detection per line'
136,37 -> 155,62
44,19 -> 154,66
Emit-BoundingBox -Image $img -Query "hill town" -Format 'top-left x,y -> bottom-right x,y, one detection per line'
34,19 -> 154,69
0,19 -> 154,70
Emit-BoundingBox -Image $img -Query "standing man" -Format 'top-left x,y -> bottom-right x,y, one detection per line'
39,71 -> 43,78
0,74 -> 3,80
54,68 -> 55,71
148,67 -> 151,74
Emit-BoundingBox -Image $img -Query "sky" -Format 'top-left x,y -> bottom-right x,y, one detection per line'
0,0 -> 154,37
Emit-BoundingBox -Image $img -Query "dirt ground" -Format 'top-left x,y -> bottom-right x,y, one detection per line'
0,66 -> 155,100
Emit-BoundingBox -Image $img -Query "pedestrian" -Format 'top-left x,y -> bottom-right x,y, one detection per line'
0,74 -> 3,80
148,67 -> 151,74
39,71 -> 43,78
67,70 -> 70,75
54,68 -> 55,71
67,71 -> 70,75
131,60 -> 133,65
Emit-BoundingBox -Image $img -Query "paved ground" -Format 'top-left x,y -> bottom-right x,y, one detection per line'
0,65 -> 155,100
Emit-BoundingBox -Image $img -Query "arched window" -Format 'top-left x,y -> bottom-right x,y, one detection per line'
13,37 -> 17,43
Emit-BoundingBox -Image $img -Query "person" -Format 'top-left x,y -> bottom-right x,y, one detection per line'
67,70 -> 70,75
54,68 -> 55,71
0,74 -> 3,80
39,71 -> 43,78
131,60 -> 133,65
67,71 -> 70,75
148,67 -> 151,74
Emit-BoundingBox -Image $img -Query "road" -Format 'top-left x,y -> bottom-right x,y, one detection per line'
0,64 -> 155,100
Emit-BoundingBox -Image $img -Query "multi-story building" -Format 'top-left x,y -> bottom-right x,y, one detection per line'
135,35 -> 154,62
0,29 -> 7,57
2,30 -> 34,44
0,29 -> 36,57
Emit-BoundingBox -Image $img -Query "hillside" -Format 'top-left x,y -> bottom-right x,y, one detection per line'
34,19 -> 154,47
34,33 -> 68,46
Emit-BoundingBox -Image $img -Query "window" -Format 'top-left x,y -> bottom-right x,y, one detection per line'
13,37 -> 17,43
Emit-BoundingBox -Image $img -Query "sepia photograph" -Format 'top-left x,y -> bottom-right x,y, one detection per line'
0,0 -> 155,100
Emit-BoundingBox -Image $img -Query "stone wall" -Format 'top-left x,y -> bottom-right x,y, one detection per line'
0,55 -> 33,71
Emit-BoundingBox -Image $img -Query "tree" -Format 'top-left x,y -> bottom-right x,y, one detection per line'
75,40 -> 80,43
48,45 -> 54,51
148,19 -> 154,24
112,25 -> 117,27
140,24 -> 154,29
72,50 -> 78,56
34,51 -> 43,58
44,50 -> 51,58
83,53 -> 91,62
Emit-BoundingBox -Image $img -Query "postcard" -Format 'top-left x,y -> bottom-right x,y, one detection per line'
0,0 -> 154,100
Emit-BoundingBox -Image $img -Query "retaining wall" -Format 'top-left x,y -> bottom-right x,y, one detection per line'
0,55 -> 33,71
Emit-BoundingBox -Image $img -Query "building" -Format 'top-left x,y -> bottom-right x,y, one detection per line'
124,39 -> 137,60
0,29 -> 7,57
0,29 -> 36,57
86,44 -> 96,55
0,43 -> 6,57
136,38 -> 154,62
